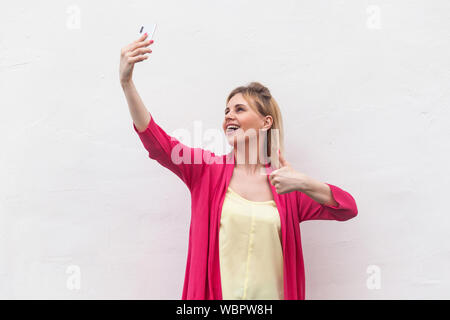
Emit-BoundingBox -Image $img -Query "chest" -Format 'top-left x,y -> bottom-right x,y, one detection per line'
228,168 -> 274,202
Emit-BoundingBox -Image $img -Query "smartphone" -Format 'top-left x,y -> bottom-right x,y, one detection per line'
138,23 -> 157,40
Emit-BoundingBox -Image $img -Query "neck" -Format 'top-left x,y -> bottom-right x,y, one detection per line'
233,138 -> 268,175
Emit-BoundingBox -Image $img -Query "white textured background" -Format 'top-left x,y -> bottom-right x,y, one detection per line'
1,0 -> 449,299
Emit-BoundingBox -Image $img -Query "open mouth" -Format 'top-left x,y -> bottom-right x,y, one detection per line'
226,125 -> 240,135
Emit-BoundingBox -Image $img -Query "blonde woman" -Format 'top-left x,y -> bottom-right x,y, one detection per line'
120,33 -> 358,300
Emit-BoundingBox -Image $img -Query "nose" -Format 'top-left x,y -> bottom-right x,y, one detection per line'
225,110 -> 235,120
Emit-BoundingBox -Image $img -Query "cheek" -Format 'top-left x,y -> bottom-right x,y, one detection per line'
243,115 -> 261,131
238,114 -> 253,129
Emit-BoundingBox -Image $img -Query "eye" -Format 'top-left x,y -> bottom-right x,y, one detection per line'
225,106 -> 244,115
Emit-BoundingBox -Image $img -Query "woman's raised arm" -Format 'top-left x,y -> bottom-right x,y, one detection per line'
119,32 -> 154,131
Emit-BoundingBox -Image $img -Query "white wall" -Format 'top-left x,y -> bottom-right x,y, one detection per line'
1,0 -> 449,299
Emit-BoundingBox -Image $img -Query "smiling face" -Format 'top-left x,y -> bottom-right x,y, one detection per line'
222,93 -> 273,147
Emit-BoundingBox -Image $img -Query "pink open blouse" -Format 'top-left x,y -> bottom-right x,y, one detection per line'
133,113 -> 358,300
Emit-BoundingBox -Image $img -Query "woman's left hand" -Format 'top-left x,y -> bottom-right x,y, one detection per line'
269,151 -> 309,194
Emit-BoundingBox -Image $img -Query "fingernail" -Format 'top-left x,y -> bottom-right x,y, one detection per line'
144,33 -> 148,36
150,40 -> 154,43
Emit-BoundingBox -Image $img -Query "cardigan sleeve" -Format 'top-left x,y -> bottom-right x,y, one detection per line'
297,183 -> 358,223
133,113 -> 207,192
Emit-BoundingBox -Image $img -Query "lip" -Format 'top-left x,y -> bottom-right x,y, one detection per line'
225,127 -> 242,136
225,123 -> 240,129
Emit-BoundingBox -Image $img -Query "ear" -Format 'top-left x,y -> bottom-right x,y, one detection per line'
262,115 -> 273,131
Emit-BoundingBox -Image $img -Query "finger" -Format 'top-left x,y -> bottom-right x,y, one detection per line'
269,175 -> 278,185
135,32 -> 148,43
130,38 -> 153,52
129,47 -> 152,57
122,33 -> 149,54
128,54 -> 149,64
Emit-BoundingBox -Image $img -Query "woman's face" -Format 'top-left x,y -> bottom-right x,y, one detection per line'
222,93 -> 271,147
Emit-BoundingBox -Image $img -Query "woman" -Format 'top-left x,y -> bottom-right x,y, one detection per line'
119,33 -> 358,300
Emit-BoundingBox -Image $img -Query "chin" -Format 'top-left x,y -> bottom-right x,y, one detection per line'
226,135 -> 241,147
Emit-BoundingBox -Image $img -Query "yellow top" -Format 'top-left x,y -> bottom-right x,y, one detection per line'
219,186 -> 284,300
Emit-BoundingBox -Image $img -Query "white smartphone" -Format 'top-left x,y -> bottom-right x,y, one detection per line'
138,23 -> 157,40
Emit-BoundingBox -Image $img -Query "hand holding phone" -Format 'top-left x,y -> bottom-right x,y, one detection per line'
119,25 -> 156,84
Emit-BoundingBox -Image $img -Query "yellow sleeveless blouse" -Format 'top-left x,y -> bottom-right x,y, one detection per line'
219,186 -> 284,300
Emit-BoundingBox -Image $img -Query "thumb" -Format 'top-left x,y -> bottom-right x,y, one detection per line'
278,149 -> 289,167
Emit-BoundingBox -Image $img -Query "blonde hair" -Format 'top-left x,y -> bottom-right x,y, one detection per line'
226,82 -> 285,165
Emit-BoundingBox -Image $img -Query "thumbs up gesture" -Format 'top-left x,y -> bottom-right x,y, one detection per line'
269,150 -> 308,194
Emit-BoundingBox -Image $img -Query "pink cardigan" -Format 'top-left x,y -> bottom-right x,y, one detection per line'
133,113 -> 358,300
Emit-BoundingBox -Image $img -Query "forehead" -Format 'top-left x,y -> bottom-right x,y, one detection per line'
226,93 -> 249,108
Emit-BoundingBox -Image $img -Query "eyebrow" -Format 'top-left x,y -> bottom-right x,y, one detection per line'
224,104 -> 247,112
